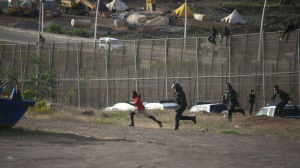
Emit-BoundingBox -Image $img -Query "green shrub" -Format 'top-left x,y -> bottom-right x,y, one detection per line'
22,89 -> 36,100
28,100 -> 53,115
46,24 -> 61,34
66,29 -> 89,38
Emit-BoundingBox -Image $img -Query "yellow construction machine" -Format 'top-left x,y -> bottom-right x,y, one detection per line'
8,0 -> 38,16
60,0 -> 99,15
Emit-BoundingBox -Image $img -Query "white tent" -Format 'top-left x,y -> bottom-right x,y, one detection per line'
221,9 -> 246,25
106,0 -> 128,12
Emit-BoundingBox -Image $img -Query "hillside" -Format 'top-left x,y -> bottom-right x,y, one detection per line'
0,0 -> 299,39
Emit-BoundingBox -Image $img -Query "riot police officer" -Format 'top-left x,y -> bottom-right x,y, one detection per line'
223,82 -> 245,122
249,89 -> 256,114
271,85 -> 290,117
171,83 -> 196,130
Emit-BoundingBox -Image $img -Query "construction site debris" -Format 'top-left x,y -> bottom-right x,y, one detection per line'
114,18 -> 127,27
144,16 -> 169,27
71,19 -> 92,28
127,13 -> 146,26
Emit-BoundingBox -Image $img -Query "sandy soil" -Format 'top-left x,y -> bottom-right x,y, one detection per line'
0,117 -> 300,168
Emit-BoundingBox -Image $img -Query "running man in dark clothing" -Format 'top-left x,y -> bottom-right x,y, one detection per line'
127,91 -> 162,127
223,82 -> 245,122
271,85 -> 290,117
249,88 -> 256,114
171,83 -> 196,130
280,20 -> 295,42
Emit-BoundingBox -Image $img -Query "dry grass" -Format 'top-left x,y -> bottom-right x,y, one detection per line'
25,107 -> 300,138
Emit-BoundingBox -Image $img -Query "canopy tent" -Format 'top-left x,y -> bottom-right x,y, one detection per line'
106,0 -> 128,12
221,9 -> 246,25
173,3 -> 194,19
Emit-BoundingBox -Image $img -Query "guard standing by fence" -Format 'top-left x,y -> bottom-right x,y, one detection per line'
249,89 -> 256,114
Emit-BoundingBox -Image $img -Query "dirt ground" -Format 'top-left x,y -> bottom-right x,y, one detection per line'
1,117 -> 300,168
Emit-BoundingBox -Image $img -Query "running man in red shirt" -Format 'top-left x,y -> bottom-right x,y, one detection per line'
127,91 -> 163,127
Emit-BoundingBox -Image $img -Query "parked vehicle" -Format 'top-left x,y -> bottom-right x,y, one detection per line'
0,88 -> 34,128
190,103 -> 228,114
98,37 -> 122,53
145,102 -> 178,110
256,105 -> 300,118
196,101 -> 210,105
8,0 -> 38,17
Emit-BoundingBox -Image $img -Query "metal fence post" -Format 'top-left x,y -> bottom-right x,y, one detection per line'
106,42 -> 111,107
98,71 -> 101,108
293,31 -> 299,102
127,68 -> 129,102
262,31 -> 266,106
134,39 -> 139,92
19,45 -> 23,92
205,65 -> 208,100
147,37 -> 154,101
196,36 -> 200,101
0,44 -> 3,67
208,42 -> 215,99
221,64 -> 224,96
11,43 -> 16,71
157,68 -> 159,101
276,31 -> 281,84
76,42 -> 81,109
90,40 -> 97,106
24,43 -> 29,78
165,37 -> 169,100
241,33 -> 248,96
178,36 -> 184,82
228,36 -> 231,82
297,30 -> 300,105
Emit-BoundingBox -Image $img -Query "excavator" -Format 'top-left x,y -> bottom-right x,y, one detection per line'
60,0 -> 108,15
8,0 -> 38,16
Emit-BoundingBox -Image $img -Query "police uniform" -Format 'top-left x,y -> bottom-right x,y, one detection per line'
172,83 -> 196,130
223,85 -> 245,121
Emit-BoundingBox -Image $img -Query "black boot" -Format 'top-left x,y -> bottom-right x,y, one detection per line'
129,112 -> 135,126
241,109 -> 245,116
192,116 -> 196,124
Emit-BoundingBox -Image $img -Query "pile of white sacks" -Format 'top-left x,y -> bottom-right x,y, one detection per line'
105,102 -> 178,111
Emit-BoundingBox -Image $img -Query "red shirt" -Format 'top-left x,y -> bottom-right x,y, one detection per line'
133,95 -> 145,110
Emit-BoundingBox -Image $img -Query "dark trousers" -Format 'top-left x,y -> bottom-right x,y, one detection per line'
175,110 -> 194,129
275,100 -> 288,117
227,103 -> 245,121
249,103 -> 254,114
281,31 -> 290,42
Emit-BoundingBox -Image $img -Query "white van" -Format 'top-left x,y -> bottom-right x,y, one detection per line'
256,105 -> 300,118
98,37 -> 122,52
190,103 -> 228,114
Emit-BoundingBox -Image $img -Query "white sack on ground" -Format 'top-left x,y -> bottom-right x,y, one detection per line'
105,103 -> 135,111
106,0 -> 128,12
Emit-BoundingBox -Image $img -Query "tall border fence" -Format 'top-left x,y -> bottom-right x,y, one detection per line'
0,30 -> 299,111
